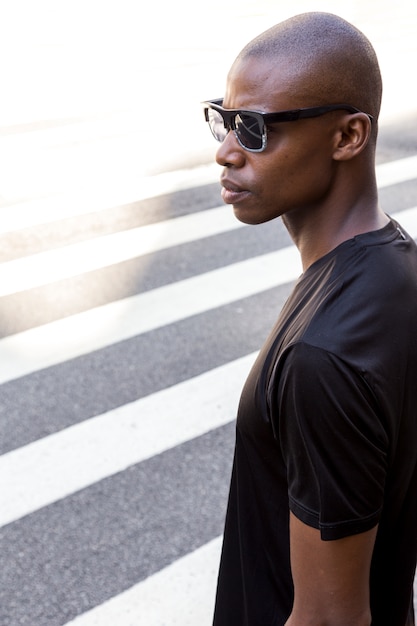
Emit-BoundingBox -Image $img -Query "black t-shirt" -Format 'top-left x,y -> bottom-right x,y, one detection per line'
213,219 -> 417,626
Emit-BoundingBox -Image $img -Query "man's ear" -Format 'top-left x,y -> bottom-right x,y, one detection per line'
332,113 -> 373,161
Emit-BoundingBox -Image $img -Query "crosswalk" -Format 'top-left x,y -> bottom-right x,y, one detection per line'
0,151 -> 417,625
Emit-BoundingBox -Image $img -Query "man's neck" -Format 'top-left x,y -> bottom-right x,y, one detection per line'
282,190 -> 387,272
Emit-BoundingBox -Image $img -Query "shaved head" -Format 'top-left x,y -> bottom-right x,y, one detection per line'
235,12 -> 382,124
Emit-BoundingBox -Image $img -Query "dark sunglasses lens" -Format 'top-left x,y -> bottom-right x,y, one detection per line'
235,113 -> 263,150
207,108 -> 227,143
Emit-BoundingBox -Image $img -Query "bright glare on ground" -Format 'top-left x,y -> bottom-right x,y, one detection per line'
0,0 -> 415,306
0,0 -> 415,198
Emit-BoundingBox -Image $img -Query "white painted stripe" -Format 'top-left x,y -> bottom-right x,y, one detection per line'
1,204 -> 417,385
415,576 -> 417,623
62,533 -> 417,626
0,162 -> 219,235
391,205 -> 417,236
0,154 -> 414,235
376,155 -> 417,188
0,156 -> 415,296
64,536 -> 222,626
2,204 -> 417,386
0,205 -> 242,297
0,246 -> 301,385
0,353 -> 255,527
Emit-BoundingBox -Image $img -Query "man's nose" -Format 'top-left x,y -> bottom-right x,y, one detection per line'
215,130 -> 246,168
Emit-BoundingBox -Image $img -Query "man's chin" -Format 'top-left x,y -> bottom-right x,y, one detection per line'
232,206 -> 278,226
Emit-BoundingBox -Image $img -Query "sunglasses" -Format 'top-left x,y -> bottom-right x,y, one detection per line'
203,98 -> 373,153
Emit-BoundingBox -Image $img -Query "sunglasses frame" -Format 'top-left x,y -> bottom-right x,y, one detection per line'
203,98 -> 373,153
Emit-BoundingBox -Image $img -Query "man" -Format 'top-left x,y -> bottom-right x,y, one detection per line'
203,12 -> 417,626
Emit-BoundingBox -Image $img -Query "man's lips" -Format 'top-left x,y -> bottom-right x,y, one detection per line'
220,179 -> 251,205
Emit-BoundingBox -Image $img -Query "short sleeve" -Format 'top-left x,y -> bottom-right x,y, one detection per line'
274,342 -> 389,540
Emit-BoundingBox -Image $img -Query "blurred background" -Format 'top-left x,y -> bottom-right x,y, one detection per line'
0,1 -> 416,625
0,0 -> 416,200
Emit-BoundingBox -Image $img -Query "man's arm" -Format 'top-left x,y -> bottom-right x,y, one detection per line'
285,512 -> 378,626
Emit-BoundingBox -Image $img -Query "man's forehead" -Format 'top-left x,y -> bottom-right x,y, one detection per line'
224,55 -> 308,110
228,54 -> 283,82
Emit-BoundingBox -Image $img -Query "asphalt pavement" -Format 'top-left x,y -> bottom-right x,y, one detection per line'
0,2 -> 416,624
